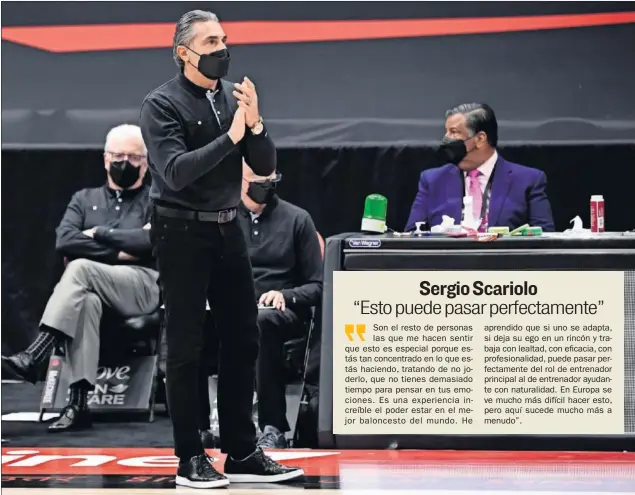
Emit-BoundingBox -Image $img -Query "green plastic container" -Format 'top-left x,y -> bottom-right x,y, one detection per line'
522,226 -> 543,236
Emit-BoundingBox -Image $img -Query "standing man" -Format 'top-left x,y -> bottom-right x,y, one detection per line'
139,10 -> 303,489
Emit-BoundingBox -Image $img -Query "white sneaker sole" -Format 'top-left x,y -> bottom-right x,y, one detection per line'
175,475 -> 230,489
225,468 -> 305,483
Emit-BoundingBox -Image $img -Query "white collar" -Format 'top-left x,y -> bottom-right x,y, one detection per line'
475,150 -> 498,179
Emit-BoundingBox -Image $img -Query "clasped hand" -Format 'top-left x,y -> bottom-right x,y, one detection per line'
232,77 -> 259,128
228,77 -> 261,144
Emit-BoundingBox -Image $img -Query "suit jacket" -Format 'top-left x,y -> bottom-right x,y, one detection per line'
405,156 -> 555,232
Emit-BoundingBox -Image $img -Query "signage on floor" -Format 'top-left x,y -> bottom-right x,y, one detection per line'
40,355 -> 158,414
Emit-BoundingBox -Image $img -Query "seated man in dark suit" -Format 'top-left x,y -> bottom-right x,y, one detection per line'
405,103 -> 555,232
1,124 -> 159,432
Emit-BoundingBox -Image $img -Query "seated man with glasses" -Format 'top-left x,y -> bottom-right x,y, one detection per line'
1,124 -> 160,433
198,163 -> 323,449
240,162 -> 323,448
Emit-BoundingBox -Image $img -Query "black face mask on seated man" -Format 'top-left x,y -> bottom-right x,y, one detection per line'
109,160 -> 140,189
247,180 -> 277,204
438,137 -> 470,165
246,173 -> 282,204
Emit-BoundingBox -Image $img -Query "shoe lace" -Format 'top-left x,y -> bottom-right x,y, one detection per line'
255,448 -> 281,470
257,432 -> 279,449
197,454 -> 217,477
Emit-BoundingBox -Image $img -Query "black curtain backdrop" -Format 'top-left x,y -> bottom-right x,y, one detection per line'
2,145 -> 635,355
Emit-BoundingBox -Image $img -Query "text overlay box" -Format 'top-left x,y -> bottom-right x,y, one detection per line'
333,271 -> 625,435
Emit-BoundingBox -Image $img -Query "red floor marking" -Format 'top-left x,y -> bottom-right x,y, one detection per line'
3,12 -> 635,52
2,448 -> 635,476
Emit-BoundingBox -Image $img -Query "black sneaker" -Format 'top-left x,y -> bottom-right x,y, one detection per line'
224,447 -> 304,483
257,425 -> 288,449
176,453 -> 229,489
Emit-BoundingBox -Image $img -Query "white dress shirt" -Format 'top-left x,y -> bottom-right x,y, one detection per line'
464,150 -> 498,196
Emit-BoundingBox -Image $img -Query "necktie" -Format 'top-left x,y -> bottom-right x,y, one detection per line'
467,169 -> 484,231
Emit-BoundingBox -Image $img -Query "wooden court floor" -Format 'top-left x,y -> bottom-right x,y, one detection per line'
2,448 -> 635,494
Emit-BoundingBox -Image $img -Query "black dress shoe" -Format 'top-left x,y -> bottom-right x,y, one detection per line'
200,429 -> 221,449
1,352 -> 38,384
176,453 -> 229,489
48,405 -> 92,433
224,447 -> 304,483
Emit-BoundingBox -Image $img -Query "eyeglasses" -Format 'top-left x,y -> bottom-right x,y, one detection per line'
107,151 -> 147,165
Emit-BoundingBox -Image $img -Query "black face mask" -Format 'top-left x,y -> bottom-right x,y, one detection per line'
438,137 -> 469,165
109,160 -> 140,189
187,47 -> 230,80
247,181 -> 276,204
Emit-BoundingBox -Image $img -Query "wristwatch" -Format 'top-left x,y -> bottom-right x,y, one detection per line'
250,116 -> 264,135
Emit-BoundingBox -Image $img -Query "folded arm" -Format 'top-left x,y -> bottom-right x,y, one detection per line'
93,228 -> 151,257
93,204 -> 152,257
55,193 -> 119,262
139,96 -> 237,191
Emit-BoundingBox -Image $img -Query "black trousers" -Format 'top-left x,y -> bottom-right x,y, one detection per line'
152,211 -> 259,460
256,308 -> 304,432
197,315 -> 221,432
197,308 -> 304,434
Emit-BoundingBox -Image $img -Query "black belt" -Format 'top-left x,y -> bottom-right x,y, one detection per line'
155,205 -> 236,223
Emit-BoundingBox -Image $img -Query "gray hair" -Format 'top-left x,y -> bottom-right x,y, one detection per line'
445,103 -> 498,147
105,124 -> 146,153
173,10 -> 219,69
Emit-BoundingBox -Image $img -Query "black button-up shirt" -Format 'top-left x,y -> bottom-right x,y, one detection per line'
140,73 -> 276,212
237,195 -> 323,312
56,185 -> 154,269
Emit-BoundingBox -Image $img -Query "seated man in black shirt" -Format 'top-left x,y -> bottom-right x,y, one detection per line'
1,124 -> 160,433
238,162 -> 323,449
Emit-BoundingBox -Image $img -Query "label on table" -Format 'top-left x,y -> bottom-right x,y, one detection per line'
333,271 -> 625,435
